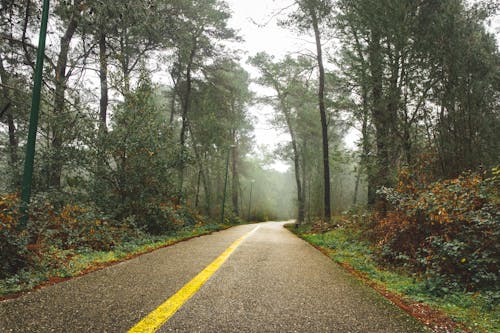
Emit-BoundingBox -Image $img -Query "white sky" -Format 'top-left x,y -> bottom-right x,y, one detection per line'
225,0 -> 310,172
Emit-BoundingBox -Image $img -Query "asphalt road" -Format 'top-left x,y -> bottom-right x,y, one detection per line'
0,221 -> 429,332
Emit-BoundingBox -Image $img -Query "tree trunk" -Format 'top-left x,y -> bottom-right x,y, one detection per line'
49,4 -> 80,189
353,167 -> 360,206
179,44 -> 197,195
276,88 -> 304,224
7,113 -> 17,165
352,27 -> 375,205
310,8 -> 331,221
195,169 -> 201,208
291,133 -> 304,225
231,131 -> 239,217
180,49 -> 195,147
201,162 -> 211,216
98,32 -> 108,132
169,89 -> 176,124
369,29 -> 392,213
362,94 -> 376,205
300,141 -> 307,223
189,126 -> 211,216
0,54 -> 18,168
118,30 -> 131,96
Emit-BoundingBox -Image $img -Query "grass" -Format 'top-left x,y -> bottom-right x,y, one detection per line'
288,224 -> 499,333
0,223 -> 229,298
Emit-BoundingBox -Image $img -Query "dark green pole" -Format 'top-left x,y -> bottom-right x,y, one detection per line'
19,0 -> 51,230
220,147 -> 231,225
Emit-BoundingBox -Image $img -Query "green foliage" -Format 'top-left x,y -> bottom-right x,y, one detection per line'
0,220 -> 228,296
94,78 -> 180,222
27,200 -> 127,252
0,190 -> 213,282
141,202 -> 201,235
0,194 -> 28,278
0,193 -> 126,278
374,167 -> 499,290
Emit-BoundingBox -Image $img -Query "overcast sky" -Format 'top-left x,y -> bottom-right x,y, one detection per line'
225,0 -> 310,171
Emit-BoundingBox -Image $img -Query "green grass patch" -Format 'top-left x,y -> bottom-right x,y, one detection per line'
288,224 -> 499,333
0,223 -> 229,297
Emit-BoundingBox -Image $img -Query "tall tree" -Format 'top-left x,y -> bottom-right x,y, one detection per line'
188,59 -> 253,218
168,0 -> 237,196
282,0 -> 333,220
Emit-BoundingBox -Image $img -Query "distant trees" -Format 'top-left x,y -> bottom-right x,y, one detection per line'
187,58 -> 253,218
165,0 -> 237,194
250,53 -> 316,224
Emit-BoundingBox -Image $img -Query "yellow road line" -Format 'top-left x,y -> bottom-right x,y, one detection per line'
128,225 -> 260,333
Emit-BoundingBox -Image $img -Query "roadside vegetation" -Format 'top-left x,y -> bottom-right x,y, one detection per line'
0,192 -> 239,297
290,167 -> 499,333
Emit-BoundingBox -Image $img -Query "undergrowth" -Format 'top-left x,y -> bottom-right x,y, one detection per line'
0,193 -> 232,297
0,223 -> 228,297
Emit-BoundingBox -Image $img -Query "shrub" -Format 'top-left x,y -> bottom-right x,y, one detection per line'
136,202 -> 203,235
27,197 -> 127,252
372,167 -> 499,290
0,194 -> 29,278
0,193 -> 134,278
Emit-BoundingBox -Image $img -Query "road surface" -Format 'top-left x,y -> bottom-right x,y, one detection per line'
0,221 -> 428,332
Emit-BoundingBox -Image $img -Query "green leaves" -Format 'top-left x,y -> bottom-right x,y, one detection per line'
374,168 -> 499,290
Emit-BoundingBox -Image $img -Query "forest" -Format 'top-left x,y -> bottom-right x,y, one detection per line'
0,0 -> 498,330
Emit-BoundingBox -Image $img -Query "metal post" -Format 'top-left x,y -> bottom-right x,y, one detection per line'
247,179 -> 254,221
19,0 -> 50,230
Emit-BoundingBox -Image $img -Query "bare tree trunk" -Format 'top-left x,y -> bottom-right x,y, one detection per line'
300,141 -> 307,223
7,114 -> 17,165
277,90 -> 304,224
195,169 -> 201,208
361,95 -> 377,205
353,167 -> 360,206
310,8 -> 331,221
352,27 -> 375,205
369,30 -> 393,213
169,89 -> 176,124
202,162 -> 211,216
189,126 -> 211,216
93,31 -> 109,195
